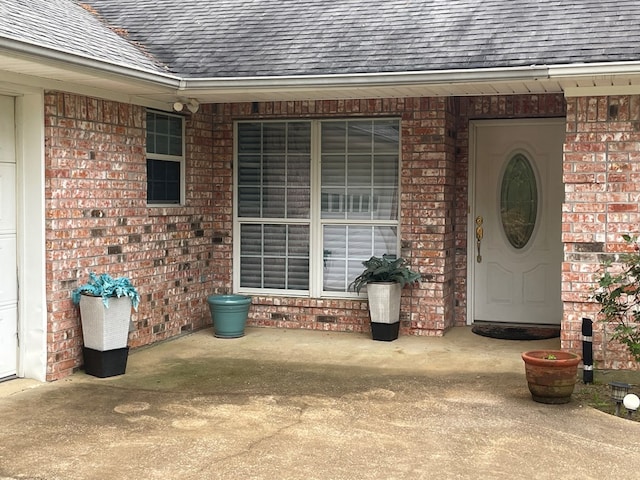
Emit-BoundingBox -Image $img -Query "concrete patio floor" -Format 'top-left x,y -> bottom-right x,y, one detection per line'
1,326 -> 639,479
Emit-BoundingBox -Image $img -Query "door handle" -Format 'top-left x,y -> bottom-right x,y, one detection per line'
475,216 -> 483,263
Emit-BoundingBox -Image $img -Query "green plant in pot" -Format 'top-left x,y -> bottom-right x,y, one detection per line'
350,254 -> 421,341
72,272 -> 140,378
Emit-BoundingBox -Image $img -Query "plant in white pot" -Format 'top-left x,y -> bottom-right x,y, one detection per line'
72,272 -> 140,377
350,254 -> 421,341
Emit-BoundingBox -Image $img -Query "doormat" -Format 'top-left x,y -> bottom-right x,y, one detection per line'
472,322 -> 560,341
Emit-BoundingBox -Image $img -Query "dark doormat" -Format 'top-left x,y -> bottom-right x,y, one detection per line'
472,322 -> 560,341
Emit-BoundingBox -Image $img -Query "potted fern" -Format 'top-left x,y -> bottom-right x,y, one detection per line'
72,272 -> 140,377
350,254 -> 421,341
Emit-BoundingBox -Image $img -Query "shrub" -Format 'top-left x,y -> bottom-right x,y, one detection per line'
592,235 -> 640,362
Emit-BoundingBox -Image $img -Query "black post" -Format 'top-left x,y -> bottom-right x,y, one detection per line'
582,317 -> 593,384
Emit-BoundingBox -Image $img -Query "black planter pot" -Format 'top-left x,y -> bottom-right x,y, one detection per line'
371,322 -> 400,341
83,347 -> 129,378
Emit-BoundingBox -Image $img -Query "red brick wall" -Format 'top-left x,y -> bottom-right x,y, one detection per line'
44,90 -> 638,379
563,95 -> 640,369
44,94 -> 458,380
211,98 -> 458,336
45,92 -> 216,380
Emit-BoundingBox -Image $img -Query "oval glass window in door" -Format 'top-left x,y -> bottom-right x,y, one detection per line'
500,153 -> 537,249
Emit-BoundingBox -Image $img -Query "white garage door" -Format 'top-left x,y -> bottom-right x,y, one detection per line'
0,95 -> 17,380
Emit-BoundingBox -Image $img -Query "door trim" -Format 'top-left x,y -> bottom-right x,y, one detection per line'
4,92 -> 47,382
466,118 -> 565,326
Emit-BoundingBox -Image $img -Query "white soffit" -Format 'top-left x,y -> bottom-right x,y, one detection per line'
552,62 -> 640,97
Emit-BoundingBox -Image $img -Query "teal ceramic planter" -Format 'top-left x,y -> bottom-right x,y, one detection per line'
207,294 -> 252,338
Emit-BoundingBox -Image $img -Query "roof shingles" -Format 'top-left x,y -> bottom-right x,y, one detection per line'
4,0 -> 640,78
0,0 -> 167,73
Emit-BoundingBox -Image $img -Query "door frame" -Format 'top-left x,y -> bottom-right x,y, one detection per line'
0,86 -> 47,381
466,118 -> 565,326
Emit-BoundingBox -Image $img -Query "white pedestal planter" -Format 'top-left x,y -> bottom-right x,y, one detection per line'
79,295 -> 132,377
366,282 -> 402,341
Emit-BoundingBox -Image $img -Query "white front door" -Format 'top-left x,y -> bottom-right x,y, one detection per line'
0,95 -> 17,379
470,119 -> 564,325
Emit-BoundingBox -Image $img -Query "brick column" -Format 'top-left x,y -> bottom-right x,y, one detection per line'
563,95 -> 640,369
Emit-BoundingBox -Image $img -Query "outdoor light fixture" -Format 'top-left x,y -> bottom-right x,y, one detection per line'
186,98 -> 199,113
173,98 -> 199,113
623,393 -> 640,419
609,381 -> 631,416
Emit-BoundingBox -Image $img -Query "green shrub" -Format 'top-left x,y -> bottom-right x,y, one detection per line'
593,235 -> 640,362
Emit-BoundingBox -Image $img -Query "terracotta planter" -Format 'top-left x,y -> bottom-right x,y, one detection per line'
521,350 -> 581,404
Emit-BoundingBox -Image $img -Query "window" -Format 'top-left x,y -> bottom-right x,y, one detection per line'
235,119 -> 400,296
500,153 -> 538,249
146,110 -> 184,204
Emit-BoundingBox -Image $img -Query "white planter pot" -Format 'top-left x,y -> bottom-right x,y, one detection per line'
366,282 -> 402,324
79,295 -> 132,351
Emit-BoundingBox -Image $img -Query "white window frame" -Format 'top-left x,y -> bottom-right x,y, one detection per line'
233,118 -> 401,298
146,110 -> 186,206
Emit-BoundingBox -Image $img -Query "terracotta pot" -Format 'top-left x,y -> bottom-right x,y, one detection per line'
521,350 -> 581,404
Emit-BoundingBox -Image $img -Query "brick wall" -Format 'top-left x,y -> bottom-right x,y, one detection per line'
44,94 -> 458,380
44,90 -> 637,379
563,95 -> 640,369
210,98 -> 458,336
45,92 -> 217,380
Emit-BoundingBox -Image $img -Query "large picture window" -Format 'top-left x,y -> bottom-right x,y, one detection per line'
146,110 -> 184,205
235,119 -> 400,296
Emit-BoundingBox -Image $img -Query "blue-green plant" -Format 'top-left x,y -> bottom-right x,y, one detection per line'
592,235 -> 640,362
349,254 -> 421,294
72,272 -> 140,311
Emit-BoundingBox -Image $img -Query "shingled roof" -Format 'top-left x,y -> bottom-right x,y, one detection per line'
2,0 -> 640,104
81,0 -> 640,78
0,0 -> 166,74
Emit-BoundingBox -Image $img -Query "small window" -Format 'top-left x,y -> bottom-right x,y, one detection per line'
146,111 -> 184,205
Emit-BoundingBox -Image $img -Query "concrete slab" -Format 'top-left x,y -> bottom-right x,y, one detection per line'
1,327 -> 638,479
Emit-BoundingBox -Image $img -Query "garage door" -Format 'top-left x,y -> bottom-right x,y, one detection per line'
0,95 -> 17,379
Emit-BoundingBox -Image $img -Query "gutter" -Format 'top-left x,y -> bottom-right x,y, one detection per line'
178,65 -> 552,93
547,61 -> 640,78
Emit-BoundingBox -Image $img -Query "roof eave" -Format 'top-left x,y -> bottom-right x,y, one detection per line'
176,65 -> 556,101
0,37 -> 181,90
4,38 -> 640,104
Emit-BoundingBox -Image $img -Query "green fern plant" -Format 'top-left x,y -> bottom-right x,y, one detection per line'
72,272 -> 140,311
592,235 -> 640,362
349,254 -> 421,294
